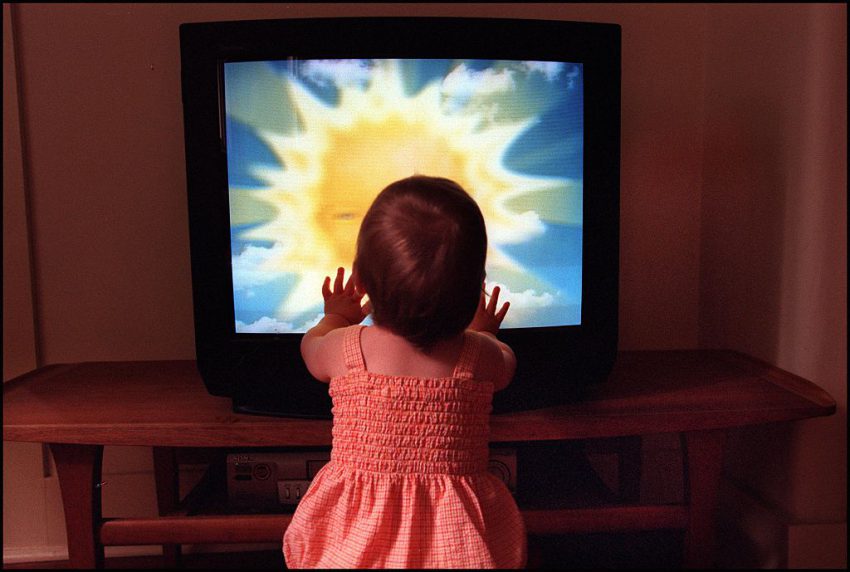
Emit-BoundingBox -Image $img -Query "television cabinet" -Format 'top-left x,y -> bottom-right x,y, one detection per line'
3,350 -> 835,569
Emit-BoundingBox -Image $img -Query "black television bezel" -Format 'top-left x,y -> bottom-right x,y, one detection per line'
180,16 -> 620,418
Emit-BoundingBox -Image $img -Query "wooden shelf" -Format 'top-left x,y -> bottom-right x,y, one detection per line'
100,513 -> 293,546
100,439 -> 661,546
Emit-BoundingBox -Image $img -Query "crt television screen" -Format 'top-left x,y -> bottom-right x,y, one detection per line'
224,58 -> 583,334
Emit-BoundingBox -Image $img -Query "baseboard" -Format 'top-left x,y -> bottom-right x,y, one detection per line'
3,546 -> 67,565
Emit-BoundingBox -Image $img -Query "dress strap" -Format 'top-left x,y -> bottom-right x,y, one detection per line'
342,325 -> 367,373
452,331 -> 481,379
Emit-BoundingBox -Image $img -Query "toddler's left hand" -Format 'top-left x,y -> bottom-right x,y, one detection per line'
322,267 -> 371,325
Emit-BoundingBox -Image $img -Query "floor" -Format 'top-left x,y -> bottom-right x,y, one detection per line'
3,550 -> 283,570
3,530 -> 682,569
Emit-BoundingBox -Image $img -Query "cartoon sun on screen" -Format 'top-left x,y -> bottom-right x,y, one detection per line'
226,59 -> 583,333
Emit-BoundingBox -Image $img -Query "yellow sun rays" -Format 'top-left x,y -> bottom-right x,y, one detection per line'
234,60 -> 565,317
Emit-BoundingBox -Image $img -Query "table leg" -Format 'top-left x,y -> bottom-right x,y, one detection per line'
616,435 -> 642,503
49,443 -> 105,569
153,446 -> 183,567
681,430 -> 726,568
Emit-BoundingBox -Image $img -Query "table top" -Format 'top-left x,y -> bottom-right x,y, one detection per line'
3,350 -> 835,447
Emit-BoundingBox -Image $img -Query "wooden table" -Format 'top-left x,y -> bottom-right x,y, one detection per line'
3,350 -> 835,569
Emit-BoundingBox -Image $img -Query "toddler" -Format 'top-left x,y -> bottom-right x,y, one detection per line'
282,175 -> 526,568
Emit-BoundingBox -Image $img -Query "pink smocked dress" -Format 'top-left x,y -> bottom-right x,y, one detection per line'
283,325 -> 526,569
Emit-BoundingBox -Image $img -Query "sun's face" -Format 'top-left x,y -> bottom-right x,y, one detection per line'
227,59 -> 583,332
298,112 -> 469,268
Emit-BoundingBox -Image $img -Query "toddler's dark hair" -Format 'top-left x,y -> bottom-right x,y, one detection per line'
354,175 -> 487,352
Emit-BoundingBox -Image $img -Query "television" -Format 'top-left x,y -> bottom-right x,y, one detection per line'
179,16 -> 620,418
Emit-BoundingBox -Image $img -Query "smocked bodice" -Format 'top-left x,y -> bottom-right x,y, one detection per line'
328,325 -> 494,475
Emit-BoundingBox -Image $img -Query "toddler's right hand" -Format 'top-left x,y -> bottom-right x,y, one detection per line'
322,267 -> 371,325
468,284 -> 509,336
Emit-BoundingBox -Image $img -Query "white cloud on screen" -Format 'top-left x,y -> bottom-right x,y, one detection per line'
487,282 -> 558,329
300,59 -> 373,87
520,61 -> 565,81
236,312 -> 326,334
441,64 -> 515,100
236,316 -> 295,333
489,283 -> 556,308
232,244 -> 285,292
565,65 -> 581,89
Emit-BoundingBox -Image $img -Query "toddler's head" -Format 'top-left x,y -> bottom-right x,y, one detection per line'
354,175 -> 487,352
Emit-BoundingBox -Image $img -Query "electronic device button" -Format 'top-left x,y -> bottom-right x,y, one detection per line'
252,463 -> 272,480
